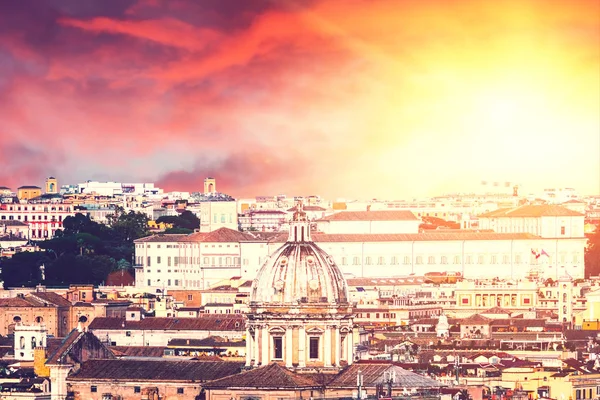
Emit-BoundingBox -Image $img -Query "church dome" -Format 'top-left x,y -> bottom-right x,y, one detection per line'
250,205 -> 349,308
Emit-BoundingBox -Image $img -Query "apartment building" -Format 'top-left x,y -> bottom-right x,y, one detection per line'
0,202 -> 77,239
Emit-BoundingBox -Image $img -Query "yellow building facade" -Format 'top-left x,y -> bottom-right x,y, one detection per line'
17,186 -> 42,200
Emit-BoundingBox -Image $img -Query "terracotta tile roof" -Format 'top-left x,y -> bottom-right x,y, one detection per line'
317,210 -> 419,222
29,292 -> 72,307
46,330 -> 84,365
309,232 -> 541,242
202,363 -> 320,389
479,204 -> 584,218
328,363 -> 445,388
134,234 -> 188,243
0,220 -> 28,226
109,346 -> 166,358
66,359 -> 243,382
0,297 -> 40,307
460,314 -> 491,324
191,227 -> 254,243
136,228 -> 254,244
88,316 -> 245,331
105,269 -> 135,286
481,307 -> 512,315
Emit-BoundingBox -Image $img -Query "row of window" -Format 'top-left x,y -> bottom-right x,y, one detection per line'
213,213 -> 234,223
140,256 -> 241,267
0,215 -> 64,221
4,206 -> 71,212
336,253 -> 579,266
137,243 -> 239,249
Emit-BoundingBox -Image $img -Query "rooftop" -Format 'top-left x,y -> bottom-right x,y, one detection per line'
88,316 -> 245,331
479,204 -> 584,218
66,359 -> 244,382
202,362 -> 319,390
317,210 -> 419,222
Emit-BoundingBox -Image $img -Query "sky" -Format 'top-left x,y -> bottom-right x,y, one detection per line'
0,0 -> 598,200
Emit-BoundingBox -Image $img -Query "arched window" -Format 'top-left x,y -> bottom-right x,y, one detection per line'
20,336 -> 25,349
31,337 -> 37,349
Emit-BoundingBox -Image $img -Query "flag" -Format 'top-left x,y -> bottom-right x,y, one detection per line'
531,249 -> 541,259
541,249 -> 549,258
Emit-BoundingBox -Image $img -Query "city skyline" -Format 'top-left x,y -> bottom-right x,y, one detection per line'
0,0 -> 598,199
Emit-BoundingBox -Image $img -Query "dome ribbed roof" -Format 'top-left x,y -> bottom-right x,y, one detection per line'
250,204 -> 348,307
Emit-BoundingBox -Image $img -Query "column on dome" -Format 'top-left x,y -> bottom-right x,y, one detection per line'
324,326 -> 332,367
254,326 -> 261,366
245,327 -> 252,367
347,326 -> 355,364
333,325 -> 340,366
285,326 -> 293,368
292,326 -> 299,366
298,326 -> 306,367
261,325 -> 269,365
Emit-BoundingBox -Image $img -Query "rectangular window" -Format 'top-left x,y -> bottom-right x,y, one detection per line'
377,256 -> 384,265
168,279 -> 171,286
134,387 -> 141,393
188,294 -> 193,301
428,256 -> 435,264
174,279 -> 179,286
147,279 -> 151,286
177,388 -> 184,395
391,256 -> 397,265
273,336 -> 283,359
91,386 -> 97,393
403,256 -> 410,265
515,254 -> 522,264
157,256 -> 161,264
491,255 -> 497,264
561,226 -> 566,235
168,257 -> 171,266
147,256 -> 151,266
309,337 -> 319,359
477,255 -> 484,264
353,256 -> 360,265
365,256 -> 372,265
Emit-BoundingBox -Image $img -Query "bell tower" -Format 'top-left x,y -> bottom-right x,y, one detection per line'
204,177 -> 216,194
45,177 -> 58,194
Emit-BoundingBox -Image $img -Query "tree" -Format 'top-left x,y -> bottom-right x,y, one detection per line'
585,230 -> 600,277
108,207 -> 149,242
0,252 -> 49,287
156,210 -> 200,230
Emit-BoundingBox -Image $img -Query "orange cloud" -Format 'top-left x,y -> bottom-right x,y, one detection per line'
0,0 -> 598,198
